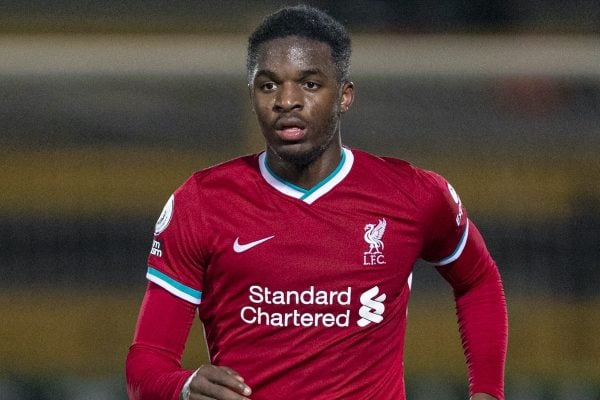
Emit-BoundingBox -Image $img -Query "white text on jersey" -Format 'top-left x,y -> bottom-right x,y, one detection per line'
239,285 -> 387,329
150,240 -> 162,257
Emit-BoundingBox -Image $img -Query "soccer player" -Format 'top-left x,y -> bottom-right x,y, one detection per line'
126,5 -> 507,400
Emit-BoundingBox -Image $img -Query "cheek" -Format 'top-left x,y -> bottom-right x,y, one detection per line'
252,93 -> 271,110
309,97 -> 339,126
254,104 -> 273,125
304,96 -> 335,111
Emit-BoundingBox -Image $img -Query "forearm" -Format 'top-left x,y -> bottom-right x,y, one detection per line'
126,282 -> 197,400
455,273 -> 507,400
438,222 -> 508,400
126,344 -> 194,400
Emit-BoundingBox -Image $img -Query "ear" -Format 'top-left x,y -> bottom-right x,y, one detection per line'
339,81 -> 355,113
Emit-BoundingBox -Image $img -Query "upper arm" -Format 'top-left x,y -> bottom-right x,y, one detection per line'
147,181 -> 207,305
419,171 -> 469,265
435,220 -> 500,295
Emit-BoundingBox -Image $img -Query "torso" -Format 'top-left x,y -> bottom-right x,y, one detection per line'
148,148 -> 466,399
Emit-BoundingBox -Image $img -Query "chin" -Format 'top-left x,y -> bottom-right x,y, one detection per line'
274,143 -> 326,167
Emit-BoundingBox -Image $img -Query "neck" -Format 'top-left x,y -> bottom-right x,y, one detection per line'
266,141 -> 343,190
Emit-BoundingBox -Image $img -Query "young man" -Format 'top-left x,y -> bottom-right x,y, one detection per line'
126,5 -> 507,400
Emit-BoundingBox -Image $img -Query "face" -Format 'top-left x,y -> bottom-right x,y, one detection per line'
250,36 -> 354,167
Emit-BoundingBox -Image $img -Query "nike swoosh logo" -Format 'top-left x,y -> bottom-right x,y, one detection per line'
233,236 -> 274,253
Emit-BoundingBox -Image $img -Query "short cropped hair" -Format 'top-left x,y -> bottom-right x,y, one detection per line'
247,5 -> 351,84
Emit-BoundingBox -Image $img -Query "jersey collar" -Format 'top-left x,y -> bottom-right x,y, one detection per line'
259,148 -> 354,204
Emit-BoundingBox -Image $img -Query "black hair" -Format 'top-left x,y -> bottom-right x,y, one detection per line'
246,5 -> 351,83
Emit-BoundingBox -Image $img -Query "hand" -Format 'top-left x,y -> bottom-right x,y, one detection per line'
187,365 -> 252,400
470,394 -> 497,400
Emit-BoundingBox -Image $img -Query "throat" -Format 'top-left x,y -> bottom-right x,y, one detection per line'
270,159 -> 328,190
265,147 -> 345,191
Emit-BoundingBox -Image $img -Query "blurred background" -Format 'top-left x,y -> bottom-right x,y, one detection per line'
1,1 -> 599,399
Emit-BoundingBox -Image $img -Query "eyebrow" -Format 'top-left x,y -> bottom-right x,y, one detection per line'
254,68 -> 324,80
254,69 -> 276,80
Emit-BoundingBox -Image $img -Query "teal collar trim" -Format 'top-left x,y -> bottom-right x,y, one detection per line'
259,148 -> 354,204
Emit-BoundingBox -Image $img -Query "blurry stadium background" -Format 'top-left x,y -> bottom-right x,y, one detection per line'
1,1 -> 599,399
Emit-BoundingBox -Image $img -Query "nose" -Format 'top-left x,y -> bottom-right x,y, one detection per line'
274,83 -> 303,112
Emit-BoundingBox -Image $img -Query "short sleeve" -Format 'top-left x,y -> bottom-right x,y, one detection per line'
146,179 -> 206,304
419,170 -> 469,265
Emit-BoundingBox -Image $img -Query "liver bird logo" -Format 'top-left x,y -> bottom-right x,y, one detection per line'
364,218 -> 387,254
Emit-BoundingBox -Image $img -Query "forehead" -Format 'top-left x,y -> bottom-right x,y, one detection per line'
255,36 -> 337,76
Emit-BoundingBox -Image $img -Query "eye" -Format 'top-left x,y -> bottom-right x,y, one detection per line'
260,82 -> 277,92
303,81 -> 321,90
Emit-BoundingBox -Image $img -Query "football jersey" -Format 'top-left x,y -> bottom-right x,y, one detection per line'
147,148 -> 468,399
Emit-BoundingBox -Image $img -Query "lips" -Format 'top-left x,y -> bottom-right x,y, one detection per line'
274,117 -> 307,141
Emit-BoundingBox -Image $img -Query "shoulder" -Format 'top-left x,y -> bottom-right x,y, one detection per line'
190,154 -> 259,185
351,150 -> 470,262
351,148 -> 449,192
350,149 -> 461,226
162,154 -> 260,217
177,154 -> 260,194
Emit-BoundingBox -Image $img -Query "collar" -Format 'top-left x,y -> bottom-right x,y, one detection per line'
258,148 -> 354,204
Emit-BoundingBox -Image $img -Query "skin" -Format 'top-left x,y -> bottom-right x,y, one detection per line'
184,365 -> 251,400
184,35 -> 497,400
250,36 -> 354,189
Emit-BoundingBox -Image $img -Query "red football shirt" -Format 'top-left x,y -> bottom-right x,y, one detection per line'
144,148 -> 475,399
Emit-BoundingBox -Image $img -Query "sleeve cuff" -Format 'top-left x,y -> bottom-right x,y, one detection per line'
180,368 -> 200,400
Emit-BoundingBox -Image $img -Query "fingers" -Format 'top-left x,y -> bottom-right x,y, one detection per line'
189,365 -> 252,400
220,366 -> 247,384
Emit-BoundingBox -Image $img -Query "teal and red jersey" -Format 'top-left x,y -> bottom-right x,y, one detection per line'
127,148 -> 507,400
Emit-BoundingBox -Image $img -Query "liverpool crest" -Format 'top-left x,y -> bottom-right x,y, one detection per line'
363,218 -> 387,265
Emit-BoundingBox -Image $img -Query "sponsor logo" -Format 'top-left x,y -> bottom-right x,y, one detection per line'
150,239 -> 162,257
357,286 -> 386,327
447,183 -> 463,226
155,194 -> 174,235
233,236 -> 274,253
239,285 -> 387,329
240,285 -> 351,328
363,218 -> 387,265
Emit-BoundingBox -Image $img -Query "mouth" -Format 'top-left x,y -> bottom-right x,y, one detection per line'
274,117 -> 307,141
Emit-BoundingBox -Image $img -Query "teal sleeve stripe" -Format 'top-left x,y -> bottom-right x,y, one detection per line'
147,267 -> 202,300
434,219 -> 470,266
